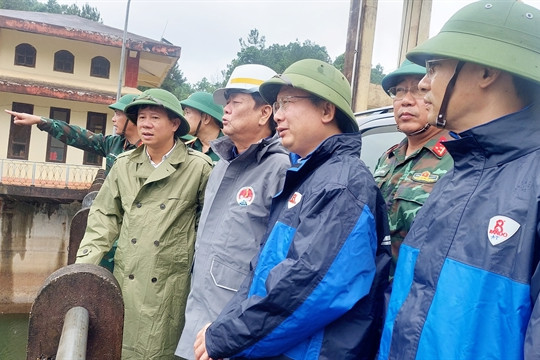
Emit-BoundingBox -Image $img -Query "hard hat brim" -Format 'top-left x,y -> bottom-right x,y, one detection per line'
260,73 -> 359,133
407,27 -> 540,86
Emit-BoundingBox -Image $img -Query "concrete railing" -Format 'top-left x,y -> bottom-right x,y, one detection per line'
0,159 -> 100,189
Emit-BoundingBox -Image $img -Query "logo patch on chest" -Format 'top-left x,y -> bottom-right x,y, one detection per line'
288,192 -> 302,209
237,186 -> 255,206
411,171 -> 439,184
487,215 -> 520,246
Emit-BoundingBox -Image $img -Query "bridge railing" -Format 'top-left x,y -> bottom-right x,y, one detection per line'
0,159 -> 100,189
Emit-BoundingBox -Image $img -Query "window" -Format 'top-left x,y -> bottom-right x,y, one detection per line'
54,50 -> 74,73
83,112 -> 107,166
46,108 -> 70,163
7,103 -> 34,160
90,56 -> 110,78
14,43 -> 36,67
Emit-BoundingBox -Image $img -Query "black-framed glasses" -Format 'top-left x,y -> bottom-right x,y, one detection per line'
387,86 -> 427,101
272,96 -> 314,113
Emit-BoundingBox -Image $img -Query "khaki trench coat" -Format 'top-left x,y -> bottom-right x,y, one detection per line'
76,142 -> 212,359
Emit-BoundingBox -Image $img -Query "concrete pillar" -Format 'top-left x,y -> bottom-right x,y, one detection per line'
344,0 -> 378,112
398,0 -> 432,67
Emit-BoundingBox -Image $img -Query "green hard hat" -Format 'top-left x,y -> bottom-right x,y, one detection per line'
124,88 -> 190,137
259,59 -> 358,133
108,94 -> 138,112
407,0 -> 540,85
180,92 -> 224,124
381,59 -> 426,94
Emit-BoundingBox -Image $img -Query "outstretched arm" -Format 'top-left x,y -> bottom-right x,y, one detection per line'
5,109 -> 42,126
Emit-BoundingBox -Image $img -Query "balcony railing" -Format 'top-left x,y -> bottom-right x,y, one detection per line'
0,159 -> 100,190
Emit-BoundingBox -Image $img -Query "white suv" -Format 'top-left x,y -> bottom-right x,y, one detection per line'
355,106 -> 404,173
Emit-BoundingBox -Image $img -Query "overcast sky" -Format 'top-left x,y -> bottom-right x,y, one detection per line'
56,0 -> 540,84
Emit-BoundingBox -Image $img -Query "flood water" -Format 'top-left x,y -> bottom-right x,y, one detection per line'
0,313 -> 29,359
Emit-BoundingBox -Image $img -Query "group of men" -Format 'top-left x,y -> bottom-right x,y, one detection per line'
7,1 -> 540,359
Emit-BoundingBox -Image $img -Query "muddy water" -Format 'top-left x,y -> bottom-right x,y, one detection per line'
0,313 -> 29,359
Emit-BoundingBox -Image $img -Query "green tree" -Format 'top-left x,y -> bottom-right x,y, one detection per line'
370,63 -> 386,85
0,0 -> 102,22
157,63 -> 193,101
223,28 -> 332,84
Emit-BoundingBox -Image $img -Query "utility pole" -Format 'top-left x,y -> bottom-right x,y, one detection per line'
117,0 -> 131,101
343,0 -> 378,112
398,0 -> 432,66
344,0 -> 432,111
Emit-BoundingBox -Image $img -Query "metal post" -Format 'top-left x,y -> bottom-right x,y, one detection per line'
116,0 -> 131,101
56,306 -> 89,360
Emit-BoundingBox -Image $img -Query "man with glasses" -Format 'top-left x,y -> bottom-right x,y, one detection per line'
176,64 -> 290,359
193,59 -> 391,360
379,1 -> 540,359
374,60 -> 453,272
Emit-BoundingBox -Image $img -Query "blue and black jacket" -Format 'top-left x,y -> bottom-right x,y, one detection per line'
205,132 -> 391,360
379,103 -> 540,359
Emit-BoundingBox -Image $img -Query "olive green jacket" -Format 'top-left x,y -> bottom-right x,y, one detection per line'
76,141 -> 212,359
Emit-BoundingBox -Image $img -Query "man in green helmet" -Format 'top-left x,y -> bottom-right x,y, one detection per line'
374,60 -> 453,272
193,59 -> 391,360
6,93 -> 142,176
75,88 -> 212,359
379,1 -> 540,359
180,92 -> 224,163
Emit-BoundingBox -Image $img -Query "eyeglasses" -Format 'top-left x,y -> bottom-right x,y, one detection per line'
272,96 -> 313,113
425,58 -> 450,79
387,86 -> 427,101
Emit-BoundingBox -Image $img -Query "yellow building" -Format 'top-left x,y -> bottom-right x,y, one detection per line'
0,9 -> 181,312
0,8 -> 180,190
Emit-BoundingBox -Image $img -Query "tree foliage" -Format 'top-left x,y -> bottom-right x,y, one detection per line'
0,0 -> 102,22
222,29 -> 332,86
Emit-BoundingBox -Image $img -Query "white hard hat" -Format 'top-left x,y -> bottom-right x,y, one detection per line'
213,64 -> 277,105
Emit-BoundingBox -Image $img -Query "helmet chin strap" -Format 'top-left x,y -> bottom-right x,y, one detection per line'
193,117 -> 203,138
397,122 -> 431,136
119,116 -> 129,136
435,60 -> 465,128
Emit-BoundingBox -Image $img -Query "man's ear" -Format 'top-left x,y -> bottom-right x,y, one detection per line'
479,67 -> 502,89
258,104 -> 273,126
321,102 -> 336,125
201,113 -> 211,125
171,117 -> 181,132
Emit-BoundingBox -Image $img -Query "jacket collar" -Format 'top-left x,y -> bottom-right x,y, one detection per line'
129,140 -> 189,185
210,133 -> 287,163
444,104 -> 540,167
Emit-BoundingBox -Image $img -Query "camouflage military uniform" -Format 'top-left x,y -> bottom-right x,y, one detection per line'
183,131 -> 224,163
373,134 -> 453,268
38,117 -> 142,175
38,117 -> 142,272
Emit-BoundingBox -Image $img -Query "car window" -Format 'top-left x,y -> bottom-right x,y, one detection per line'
360,127 -> 404,173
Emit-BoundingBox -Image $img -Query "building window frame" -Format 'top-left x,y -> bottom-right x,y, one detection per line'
83,112 -> 107,166
54,50 -> 74,73
7,103 -> 34,160
46,108 -> 70,163
14,43 -> 36,67
90,56 -> 110,78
